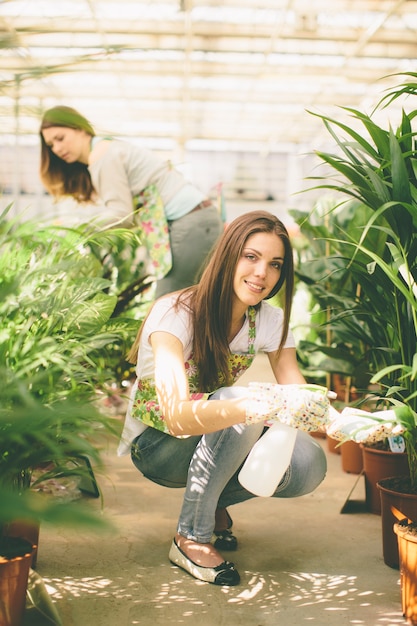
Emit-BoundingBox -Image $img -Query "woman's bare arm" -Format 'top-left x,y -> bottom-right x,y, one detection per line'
267,347 -> 306,385
151,331 -> 248,436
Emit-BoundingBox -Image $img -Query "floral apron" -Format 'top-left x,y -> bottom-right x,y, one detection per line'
133,184 -> 172,280
131,307 -> 257,434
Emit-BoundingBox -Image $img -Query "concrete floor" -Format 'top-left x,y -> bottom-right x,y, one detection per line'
25,356 -> 408,626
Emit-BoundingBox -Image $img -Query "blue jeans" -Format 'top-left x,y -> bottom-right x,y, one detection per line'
131,386 -> 327,543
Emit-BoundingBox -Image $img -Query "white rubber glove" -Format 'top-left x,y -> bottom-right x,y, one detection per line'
245,382 -> 331,432
326,406 -> 405,444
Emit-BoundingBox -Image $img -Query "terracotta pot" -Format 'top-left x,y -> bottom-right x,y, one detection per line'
361,445 -> 409,515
310,430 -> 326,440
395,521 -> 417,624
3,521 -> 40,569
378,476 -> 417,569
331,373 -> 359,404
326,435 -> 341,455
0,537 -> 34,626
341,440 -> 363,474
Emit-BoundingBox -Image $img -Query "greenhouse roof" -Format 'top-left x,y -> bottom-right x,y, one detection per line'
1,0 -> 416,152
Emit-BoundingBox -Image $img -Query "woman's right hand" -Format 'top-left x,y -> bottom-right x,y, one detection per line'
326,406 -> 405,444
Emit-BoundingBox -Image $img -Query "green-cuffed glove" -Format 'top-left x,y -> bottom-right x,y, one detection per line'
245,382 -> 330,431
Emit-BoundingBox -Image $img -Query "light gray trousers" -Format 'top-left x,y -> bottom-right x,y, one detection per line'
155,204 -> 223,298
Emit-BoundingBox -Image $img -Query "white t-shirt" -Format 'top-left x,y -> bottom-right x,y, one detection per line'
118,294 -> 295,455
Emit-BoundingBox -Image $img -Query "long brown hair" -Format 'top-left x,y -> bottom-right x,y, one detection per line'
39,106 -> 96,201
128,210 -> 295,391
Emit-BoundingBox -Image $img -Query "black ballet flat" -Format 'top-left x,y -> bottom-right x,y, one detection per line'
169,538 -> 240,586
212,508 -> 237,550
211,528 -> 238,551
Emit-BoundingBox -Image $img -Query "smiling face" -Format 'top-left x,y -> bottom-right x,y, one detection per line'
232,231 -> 285,314
41,126 -> 91,164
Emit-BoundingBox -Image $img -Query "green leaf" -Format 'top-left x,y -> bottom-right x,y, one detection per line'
390,127 -> 412,204
412,353 -> 417,381
62,293 -> 117,334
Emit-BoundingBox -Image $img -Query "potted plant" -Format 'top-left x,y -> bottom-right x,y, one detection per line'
394,520 -> 417,625
296,74 -> 416,388
0,205 -> 152,624
295,71 -> 417,618
291,198 -> 382,472
0,375 -> 116,626
291,197 -> 406,490
292,71 -> 417,498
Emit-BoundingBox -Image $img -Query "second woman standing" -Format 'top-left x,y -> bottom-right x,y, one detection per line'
39,105 -> 223,297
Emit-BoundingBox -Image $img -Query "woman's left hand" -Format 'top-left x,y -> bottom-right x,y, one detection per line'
245,382 -> 330,431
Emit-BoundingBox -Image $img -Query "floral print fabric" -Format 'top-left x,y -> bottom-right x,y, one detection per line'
133,184 -> 172,279
245,382 -> 330,430
131,307 -> 257,434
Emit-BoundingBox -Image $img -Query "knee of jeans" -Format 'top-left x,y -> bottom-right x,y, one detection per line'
299,436 -> 327,493
309,443 -> 327,487
280,434 -> 327,497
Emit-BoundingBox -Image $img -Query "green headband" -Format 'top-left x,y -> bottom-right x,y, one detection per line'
41,106 -> 95,136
